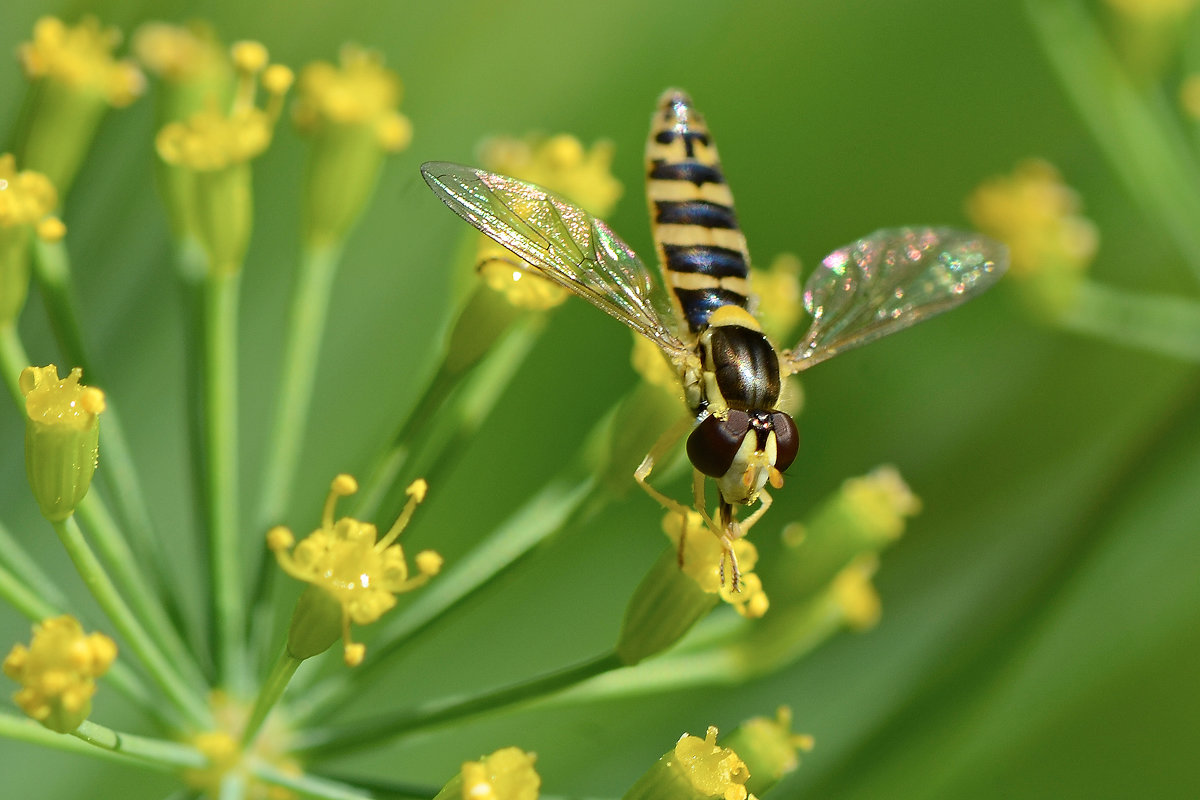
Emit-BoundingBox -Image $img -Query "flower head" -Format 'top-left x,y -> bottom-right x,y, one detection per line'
673,727 -> 753,800
666,512 -> 768,619
19,16 -> 144,107
269,475 -> 441,666
20,365 -> 106,521
456,747 -> 540,800
133,21 -> 229,86
831,555 -> 883,631
967,159 -> 1096,315
293,45 -> 413,246
0,156 -> 63,324
3,615 -> 116,733
475,134 -> 623,309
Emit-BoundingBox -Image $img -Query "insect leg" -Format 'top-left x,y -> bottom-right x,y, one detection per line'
634,416 -> 708,558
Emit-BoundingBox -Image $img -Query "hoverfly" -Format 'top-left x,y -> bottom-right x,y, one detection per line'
421,89 -> 1007,587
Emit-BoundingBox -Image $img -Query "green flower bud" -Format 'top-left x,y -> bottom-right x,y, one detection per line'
20,366 -> 105,522
761,465 -> 918,608
285,584 -> 343,662
618,547 -> 719,666
720,708 -> 813,796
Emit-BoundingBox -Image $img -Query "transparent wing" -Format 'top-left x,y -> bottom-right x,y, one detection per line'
783,227 -> 1008,372
421,161 -> 693,363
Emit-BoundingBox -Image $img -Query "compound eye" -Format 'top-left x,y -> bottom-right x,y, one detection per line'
769,411 -> 799,472
686,410 -> 751,478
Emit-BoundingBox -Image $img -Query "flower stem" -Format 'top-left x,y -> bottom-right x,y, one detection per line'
296,651 -> 624,759
0,321 -> 29,408
71,719 -> 208,770
256,241 -> 344,531
0,712 -> 197,772
251,760 -> 405,800
51,515 -> 211,728
1025,0 -> 1200,284
75,495 -> 210,690
201,271 -> 246,688
1059,280 -> 1200,361
241,649 -> 301,748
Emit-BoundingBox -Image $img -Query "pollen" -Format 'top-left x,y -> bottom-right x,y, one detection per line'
0,155 -> 58,229
967,159 -> 1097,278
3,615 -> 116,732
18,16 -> 145,107
459,747 -> 540,800
672,726 -> 753,800
664,512 -> 769,618
269,476 -> 441,666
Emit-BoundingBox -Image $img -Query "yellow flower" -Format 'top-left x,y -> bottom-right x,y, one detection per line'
268,475 -> 442,666
665,512 -> 769,619
456,747 -> 540,800
20,365 -> 106,522
671,726 -> 754,800
0,156 -> 63,324
293,44 -> 411,148
133,21 -> 229,86
293,45 -> 413,246
967,159 -> 1096,315
474,134 -> 623,309
3,615 -> 116,733
18,16 -> 144,107
155,41 -> 292,274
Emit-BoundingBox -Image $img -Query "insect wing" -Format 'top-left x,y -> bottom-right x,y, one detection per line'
421,161 -> 692,362
784,227 -> 1008,372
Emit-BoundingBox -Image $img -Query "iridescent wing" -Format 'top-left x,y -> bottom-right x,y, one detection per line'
421,161 -> 693,364
783,227 -> 1008,373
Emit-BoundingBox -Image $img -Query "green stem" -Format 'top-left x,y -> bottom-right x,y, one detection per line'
51,515 -> 211,728
256,241 -> 344,531
0,712 -> 194,772
202,271 -> 245,688
0,321 -> 28,408
1059,280 -> 1200,361
1025,0 -> 1200,285
0,518 -> 71,613
296,651 -> 623,759
251,761 -> 391,800
71,719 -> 207,770
289,472 -> 596,721
241,650 -> 300,748
31,238 -> 90,376
75,495 -> 209,691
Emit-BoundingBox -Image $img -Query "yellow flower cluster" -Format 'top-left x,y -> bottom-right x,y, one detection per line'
132,21 -> 228,84
18,16 -> 144,107
0,155 -> 60,239
475,134 -> 623,310
665,512 -> 768,618
268,475 -> 442,666
3,616 -> 116,733
459,747 -> 540,800
156,41 -> 292,171
293,44 -> 412,151
967,159 -> 1097,279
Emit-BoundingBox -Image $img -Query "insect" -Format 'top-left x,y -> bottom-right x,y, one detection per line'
421,89 -> 1007,588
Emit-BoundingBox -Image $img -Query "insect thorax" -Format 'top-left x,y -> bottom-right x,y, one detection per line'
699,323 -> 782,416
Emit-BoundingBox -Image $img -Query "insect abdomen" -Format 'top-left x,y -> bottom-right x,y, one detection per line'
646,89 -> 753,333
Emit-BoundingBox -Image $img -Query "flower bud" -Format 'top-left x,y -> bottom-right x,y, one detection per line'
433,747 -> 539,800
20,365 -> 105,522
623,726 -> 752,800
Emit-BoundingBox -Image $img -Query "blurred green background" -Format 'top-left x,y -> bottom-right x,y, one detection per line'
1,0 -> 1198,797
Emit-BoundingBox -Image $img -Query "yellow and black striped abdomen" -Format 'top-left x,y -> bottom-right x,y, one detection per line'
646,89 -> 753,333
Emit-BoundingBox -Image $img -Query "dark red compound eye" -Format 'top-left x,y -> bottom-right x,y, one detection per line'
770,411 -> 799,472
687,410 -> 751,478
